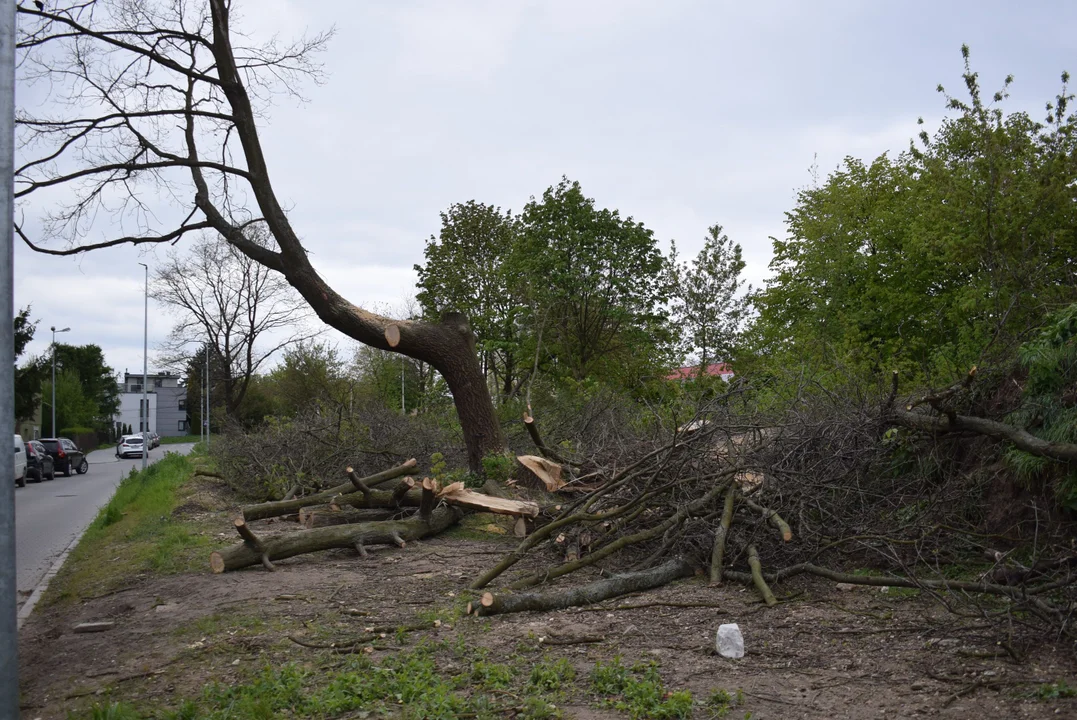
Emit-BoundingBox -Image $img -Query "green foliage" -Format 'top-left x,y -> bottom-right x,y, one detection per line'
753,49 -> 1077,383
43,370 -> 99,435
14,306 -> 46,422
669,224 -> 751,368
470,660 -> 516,690
590,658 -> 693,720
415,200 -> 524,399
76,702 -> 141,720
264,340 -> 352,417
52,343 -> 121,429
481,451 -> 516,483
1007,302 -> 1077,509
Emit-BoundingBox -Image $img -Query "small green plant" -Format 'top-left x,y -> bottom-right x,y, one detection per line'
1033,680 -> 1077,700
481,451 -> 516,484
470,661 -> 516,690
707,688 -> 745,718
528,657 -> 576,693
590,659 -> 693,720
521,696 -> 562,719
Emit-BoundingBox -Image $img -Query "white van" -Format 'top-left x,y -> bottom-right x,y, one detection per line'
14,434 -> 27,488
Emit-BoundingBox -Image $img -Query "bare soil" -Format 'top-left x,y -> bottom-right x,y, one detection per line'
19,525 -> 1077,719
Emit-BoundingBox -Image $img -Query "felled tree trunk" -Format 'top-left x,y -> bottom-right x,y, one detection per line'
210,506 -> 462,573
298,506 -> 396,528
242,460 -> 417,521
471,558 -> 695,616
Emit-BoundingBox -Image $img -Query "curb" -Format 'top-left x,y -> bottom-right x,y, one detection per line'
17,529 -> 84,630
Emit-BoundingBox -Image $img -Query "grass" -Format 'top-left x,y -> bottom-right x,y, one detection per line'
73,640 -> 709,720
43,451 -> 217,605
159,435 -> 202,445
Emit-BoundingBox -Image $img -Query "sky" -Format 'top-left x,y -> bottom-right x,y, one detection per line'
13,0 -> 1077,381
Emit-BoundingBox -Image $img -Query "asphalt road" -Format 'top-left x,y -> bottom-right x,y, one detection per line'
14,442 -> 194,614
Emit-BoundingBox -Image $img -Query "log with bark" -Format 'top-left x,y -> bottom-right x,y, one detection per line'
210,505 -> 463,572
437,482 -> 540,517
470,557 -> 695,616
298,506 -> 396,529
242,459 -> 418,521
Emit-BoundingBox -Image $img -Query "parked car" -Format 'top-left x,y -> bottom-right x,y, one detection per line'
25,440 -> 55,483
14,434 -> 26,488
149,431 -> 161,449
40,437 -> 89,476
116,434 -> 145,459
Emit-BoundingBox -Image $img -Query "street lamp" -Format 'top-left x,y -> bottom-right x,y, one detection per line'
138,263 -> 149,471
50,326 -> 70,437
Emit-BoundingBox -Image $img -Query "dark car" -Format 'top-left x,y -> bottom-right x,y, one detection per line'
25,440 -> 55,483
40,437 -> 89,477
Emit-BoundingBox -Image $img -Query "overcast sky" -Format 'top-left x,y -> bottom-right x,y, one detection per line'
14,0 -> 1077,381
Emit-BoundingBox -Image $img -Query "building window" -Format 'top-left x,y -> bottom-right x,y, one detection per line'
178,420 -> 187,432
155,378 -> 163,388
178,399 -> 187,411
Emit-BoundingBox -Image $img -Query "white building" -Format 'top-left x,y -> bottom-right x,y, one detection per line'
113,371 -> 189,437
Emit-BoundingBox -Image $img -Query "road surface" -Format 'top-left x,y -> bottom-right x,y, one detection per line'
14,442 -> 194,615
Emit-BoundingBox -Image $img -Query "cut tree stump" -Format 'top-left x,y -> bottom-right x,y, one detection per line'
210,506 -> 462,573
517,455 -> 565,492
471,558 -> 694,616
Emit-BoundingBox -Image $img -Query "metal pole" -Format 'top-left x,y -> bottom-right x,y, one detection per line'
139,263 -> 148,471
205,343 -> 210,449
199,351 -> 204,445
1,0 -> 20,714
50,327 -> 55,436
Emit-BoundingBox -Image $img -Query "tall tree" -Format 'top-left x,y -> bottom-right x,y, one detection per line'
515,178 -> 673,386
415,202 -> 522,400
15,1 -> 505,472
754,48 -> 1077,380
153,231 -> 316,419
14,307 -> 45,422
52,343 -> 120,429
669,224 -> 750,374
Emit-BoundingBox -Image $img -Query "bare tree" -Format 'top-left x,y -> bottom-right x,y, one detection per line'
154,230 -> 315,418
14,0 -> 504,471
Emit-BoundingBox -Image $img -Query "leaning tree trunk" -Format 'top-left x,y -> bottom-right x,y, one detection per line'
200,2 -> 506,475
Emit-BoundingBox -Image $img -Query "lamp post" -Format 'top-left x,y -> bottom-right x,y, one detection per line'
138,263 -> 148,471
50,326 -> 70,437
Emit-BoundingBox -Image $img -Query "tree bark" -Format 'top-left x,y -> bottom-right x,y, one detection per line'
241,460 -> 416,520
472,558 -> 694,616
210,506 -> 462,572
891,409 -> 1077,464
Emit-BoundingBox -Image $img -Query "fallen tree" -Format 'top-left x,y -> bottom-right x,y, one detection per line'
242,460 -> 417,521
210,506 -> 462,572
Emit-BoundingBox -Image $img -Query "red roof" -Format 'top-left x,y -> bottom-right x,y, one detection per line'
665,363 -> 734,381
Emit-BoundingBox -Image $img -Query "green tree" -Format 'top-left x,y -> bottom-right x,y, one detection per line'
42,370 -> 96,435
266,340 -> 351,416
754,48 -> 1077,381
14,307 -> 46,422
52,343 -> 120,429
415,202 -> 522,400
669,224 -> 751,374
515,178 -> 673,386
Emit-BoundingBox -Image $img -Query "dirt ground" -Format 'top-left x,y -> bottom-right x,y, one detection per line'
18,524 -> 1077,719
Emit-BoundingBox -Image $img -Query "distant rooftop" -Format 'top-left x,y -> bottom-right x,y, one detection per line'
665,363 -> 734,381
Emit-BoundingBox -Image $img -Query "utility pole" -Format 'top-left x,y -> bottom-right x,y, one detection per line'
139,262 -> 148,472
49,325 -> 69,436
205,343 -> 210,450
1,1 -> 19,714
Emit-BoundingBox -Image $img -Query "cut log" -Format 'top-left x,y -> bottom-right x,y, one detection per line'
384,324 -> 401,347
892,408 -> 1077,464
747,545 -> 777,606
420,477 -> 437,522
513,517 -> 528,538
517,455 -> 565,492
391,477 -> 416,507
709,483 -> 736,585
242,459 -> 418,521
210,506 -> 462,572
437,482 -> 540,517
473,558 -> 694,616
299,506 -> 396,529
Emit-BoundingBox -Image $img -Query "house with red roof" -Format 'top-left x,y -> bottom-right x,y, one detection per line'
665,363 -> 734,382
